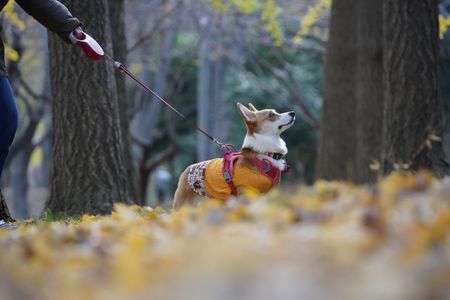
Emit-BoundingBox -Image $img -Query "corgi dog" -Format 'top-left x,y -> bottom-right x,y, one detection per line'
173,103 -> 295,209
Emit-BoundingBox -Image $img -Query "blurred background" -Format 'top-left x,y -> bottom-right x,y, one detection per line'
1,0 -> 450,218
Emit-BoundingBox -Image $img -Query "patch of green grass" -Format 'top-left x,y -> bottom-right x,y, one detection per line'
36,210 -> 82,223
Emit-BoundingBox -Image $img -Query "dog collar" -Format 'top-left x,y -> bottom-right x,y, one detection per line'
266,152 -> 285,160
241,147 -> 285,161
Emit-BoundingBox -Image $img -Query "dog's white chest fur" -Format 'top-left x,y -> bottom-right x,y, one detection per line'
242,133 -> 288,171
242,133 -> 287,154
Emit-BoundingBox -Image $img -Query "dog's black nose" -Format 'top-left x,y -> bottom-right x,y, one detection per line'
289,111 -> 296,117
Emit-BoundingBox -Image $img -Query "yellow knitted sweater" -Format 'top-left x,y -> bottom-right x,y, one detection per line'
203,158 -> 274,200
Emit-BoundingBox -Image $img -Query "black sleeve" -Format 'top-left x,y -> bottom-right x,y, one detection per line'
15,0 -> 82,44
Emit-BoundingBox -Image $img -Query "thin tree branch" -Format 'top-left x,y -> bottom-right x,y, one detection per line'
246,48 -> 320,129
19,78 -> 50,102
126,0 -> 181,54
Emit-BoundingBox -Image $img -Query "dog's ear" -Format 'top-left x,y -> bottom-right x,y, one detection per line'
237,102 -> 256,123
248,103 -> 258,112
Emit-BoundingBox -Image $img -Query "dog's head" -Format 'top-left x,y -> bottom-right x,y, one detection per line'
237,102 -> 295,155
237,103 -> 295,136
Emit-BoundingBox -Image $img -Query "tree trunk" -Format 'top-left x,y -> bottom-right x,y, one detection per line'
47,0 -> 130,215
354,0 -> 384,183
11,145 -> 32,219
108,0 -> 138,201
12,33 -> 51,219
197,28 -> 214,161
39,28 -> 52,189
130,5 -> 179,202
0,188 -> 14,222
382,0 -> 448,175
131,0 -> 179,147
39,129 -> 51,187
316,0 -> 358,181
211,48 -> 230,156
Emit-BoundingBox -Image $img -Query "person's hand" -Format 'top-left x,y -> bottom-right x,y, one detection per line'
69,27 -> 104,61
72,26 -> 85,40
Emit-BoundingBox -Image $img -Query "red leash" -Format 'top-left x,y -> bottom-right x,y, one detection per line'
71,27 -> 224,147
109,57 -> 224,147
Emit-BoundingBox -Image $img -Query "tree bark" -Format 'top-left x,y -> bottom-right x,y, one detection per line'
47,0 -> 131,215
316,0 -> 358,181
11,145 -> 32,219
0,188 -> 14,222
211,54 -> 230,151
12,31 -> 50,219
108,0 -> 138,201
382,0 -> 448,175
130,4 -> 179,202
197,27 -> 214,161
211,20 -> 231,155
354,0 -> 384,183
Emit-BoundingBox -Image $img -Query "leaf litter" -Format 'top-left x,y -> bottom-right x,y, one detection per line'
1,171 -> 450,300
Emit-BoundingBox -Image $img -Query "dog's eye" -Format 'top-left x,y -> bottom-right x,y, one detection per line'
268,112 -> 276,120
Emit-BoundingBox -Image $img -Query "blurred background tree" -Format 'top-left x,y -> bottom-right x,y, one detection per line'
316,0 -> 358,181
0,0 -> 449,218
318,0 -> 450,183
382,0 -> 448,176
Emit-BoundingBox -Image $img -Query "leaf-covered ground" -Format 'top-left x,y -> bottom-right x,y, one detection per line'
1,172 -> 450,300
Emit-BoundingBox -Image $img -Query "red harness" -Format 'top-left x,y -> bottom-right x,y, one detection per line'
220,145 -> 289,196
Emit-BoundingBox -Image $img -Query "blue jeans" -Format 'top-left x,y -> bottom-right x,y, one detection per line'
0,77 -> 18,178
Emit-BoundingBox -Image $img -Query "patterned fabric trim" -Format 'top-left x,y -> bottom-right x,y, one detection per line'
187,161 -> 210,197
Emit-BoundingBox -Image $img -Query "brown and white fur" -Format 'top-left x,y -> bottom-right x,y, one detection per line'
172,103 -> 295,209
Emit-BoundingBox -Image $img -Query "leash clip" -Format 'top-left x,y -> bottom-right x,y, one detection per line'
220,144 -> 239,156
223,170 -> 233,182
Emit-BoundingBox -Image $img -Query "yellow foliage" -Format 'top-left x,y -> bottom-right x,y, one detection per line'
209,0 -> 283,46
211,0 -> 229,12
3,1 -> 26,30
30,147 -> 43,168
211,0 -> 260,14
439,15 -> 450,39
3,1 -> 25,62
261,0 -> 283,47
369,160 -> 381,171
230,0 -> 260,14
4,44 -> 20,61
294,0 -> 332,45
1,171 -> 450,299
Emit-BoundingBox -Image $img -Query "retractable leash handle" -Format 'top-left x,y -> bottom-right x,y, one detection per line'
69,27 -> 104,61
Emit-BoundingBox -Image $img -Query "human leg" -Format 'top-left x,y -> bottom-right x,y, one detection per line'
0,77 -> 18,224
0,77 -> 19,178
